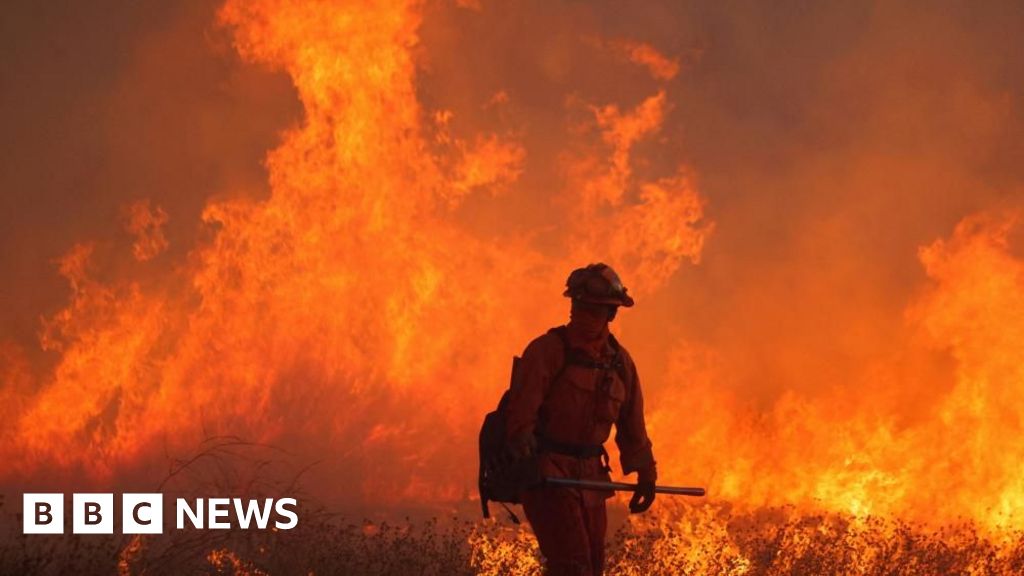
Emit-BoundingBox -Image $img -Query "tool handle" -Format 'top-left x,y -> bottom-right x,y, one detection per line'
543,477 -> 706,497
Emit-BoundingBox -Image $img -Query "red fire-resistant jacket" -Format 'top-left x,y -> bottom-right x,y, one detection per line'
505,324 -> 657,507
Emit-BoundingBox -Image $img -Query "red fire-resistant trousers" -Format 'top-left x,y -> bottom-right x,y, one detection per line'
522,486 -> 608,576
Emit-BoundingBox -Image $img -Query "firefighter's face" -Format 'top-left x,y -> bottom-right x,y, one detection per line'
572,300 -> 618,322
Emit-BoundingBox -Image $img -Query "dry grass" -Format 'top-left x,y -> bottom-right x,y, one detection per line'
5,442 -> 1024,574
5,498 -> 1024,576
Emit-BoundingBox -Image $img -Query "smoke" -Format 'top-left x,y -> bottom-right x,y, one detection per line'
2,0 -> 1024,525
0,0 -> 300,360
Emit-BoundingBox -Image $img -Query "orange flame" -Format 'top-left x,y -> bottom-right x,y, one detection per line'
1,0 -> 705,509
653,211 -> 1024,530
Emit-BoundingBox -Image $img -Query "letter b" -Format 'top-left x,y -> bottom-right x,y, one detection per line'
73,494 -> 113,534
23,494 -> 63,534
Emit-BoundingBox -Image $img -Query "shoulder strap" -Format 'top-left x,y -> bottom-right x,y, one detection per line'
547,326 -> 572,386
607,333 -> 628,382
605,334 -> 636,414
530,327 -> 571,441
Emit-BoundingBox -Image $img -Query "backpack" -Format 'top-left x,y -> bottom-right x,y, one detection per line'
478,326 -> 627,522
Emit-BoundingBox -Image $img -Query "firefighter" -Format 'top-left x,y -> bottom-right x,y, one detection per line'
504,263 -> 657,576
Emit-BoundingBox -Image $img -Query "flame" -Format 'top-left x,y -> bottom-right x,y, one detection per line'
614,40 -> 681,81
0,0 -> 704,508
653,211 -> 1024,531
123,200 -> 170,262
207,547 -> 269,576
118,534 -> 145,576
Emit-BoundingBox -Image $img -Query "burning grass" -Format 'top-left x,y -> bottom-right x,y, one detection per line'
5,497 -> 1024,575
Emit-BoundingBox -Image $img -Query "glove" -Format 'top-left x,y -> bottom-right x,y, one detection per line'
629,477 -> 656,514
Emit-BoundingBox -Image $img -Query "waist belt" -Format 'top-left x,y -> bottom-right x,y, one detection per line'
538,436 -> 605,458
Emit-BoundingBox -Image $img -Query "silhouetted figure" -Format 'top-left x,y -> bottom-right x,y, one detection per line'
505,263 -> 657,576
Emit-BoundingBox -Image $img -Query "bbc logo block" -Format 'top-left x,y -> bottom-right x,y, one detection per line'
22,493 -> 297,534
24,493 -> 163,535
23,494 -> 64,534
123,493 -> 163,534
72,493 -> 113,534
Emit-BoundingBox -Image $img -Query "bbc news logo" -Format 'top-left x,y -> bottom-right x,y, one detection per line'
23,494 -> 298,534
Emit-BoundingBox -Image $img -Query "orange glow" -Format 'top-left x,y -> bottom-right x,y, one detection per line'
651,211 -> 1024,531
621,41 -> 681,81
0,0 -> 705,507
123,200 -> 169,262
4,1 -> 1024,571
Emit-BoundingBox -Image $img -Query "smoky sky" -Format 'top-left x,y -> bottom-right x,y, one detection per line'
0,0 -> 300,363
3,0 -> 1024,444
418,0 -> 1024,409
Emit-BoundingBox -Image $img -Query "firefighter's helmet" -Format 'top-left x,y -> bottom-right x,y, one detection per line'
563,263 -> 634,307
